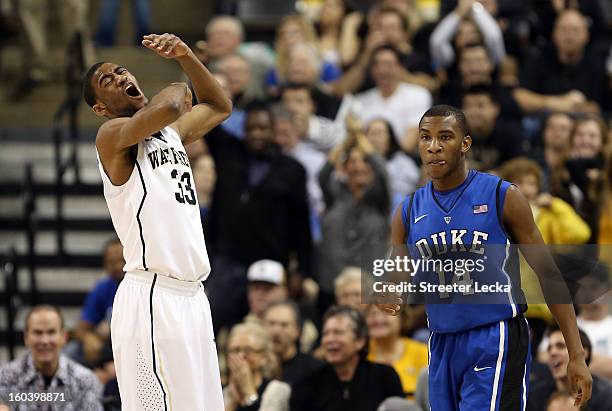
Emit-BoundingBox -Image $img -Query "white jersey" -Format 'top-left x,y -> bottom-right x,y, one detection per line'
97,126 -> 211,281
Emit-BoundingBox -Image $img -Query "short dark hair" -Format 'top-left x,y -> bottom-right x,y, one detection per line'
370,44 -> 403,65
323,305 -> 368,340
83,62 -> 106,108
281,83 -> 316,102
25,305 -> 65,332
547,323 -> 592,365
378,6 -> 410,33
419,104 -> 469,137
463,84 -> 499,105
245,100 -> 273,119
264,300 -> 303,330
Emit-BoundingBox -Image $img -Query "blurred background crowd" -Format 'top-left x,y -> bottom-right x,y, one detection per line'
0,0 -> 611,410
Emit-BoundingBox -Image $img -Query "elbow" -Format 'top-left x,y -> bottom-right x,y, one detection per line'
221,98 -> 233,119
165,101 -> 183,120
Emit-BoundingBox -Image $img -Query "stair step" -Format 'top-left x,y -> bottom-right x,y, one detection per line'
14,253 -> 102,268
0,217 -> 113,231
0,181 -> 103,197
0,195 -> 109,219
0,231 -> 112,255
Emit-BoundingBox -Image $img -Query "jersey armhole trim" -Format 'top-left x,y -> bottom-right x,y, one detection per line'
496,178 -> 514,243
402,194 -> 415,239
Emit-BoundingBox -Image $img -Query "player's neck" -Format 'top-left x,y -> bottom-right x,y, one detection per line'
432,167 -> 469,192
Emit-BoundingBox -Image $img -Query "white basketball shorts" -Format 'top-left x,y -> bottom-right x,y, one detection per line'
110,271 -> 224,411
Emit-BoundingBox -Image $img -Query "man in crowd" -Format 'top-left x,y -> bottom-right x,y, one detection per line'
528,325 -> 612,411
263,300 -> 323,386
291,305 -> 404,411
0,306 -> 103,410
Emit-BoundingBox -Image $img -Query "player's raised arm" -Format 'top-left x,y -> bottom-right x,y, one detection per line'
503,185 -> 592,407
142,33 -> 232,144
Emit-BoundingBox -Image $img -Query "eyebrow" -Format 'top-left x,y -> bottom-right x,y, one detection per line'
98,66 -> 126,86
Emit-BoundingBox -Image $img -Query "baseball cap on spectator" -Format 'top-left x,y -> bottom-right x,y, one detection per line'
247,260 -> 285,285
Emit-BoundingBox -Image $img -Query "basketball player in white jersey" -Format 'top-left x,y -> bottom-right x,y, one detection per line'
83,33 -> 232,410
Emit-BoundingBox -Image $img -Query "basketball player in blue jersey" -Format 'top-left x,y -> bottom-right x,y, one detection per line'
84,33 -> 231,410
381,105 -> 592,410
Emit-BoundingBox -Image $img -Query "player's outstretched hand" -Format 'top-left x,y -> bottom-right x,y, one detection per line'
142,33 -> 190,59
567,356 -> 592,408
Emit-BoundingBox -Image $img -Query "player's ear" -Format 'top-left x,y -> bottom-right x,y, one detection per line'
462,135 -> 472,153
93,102 -> 108,117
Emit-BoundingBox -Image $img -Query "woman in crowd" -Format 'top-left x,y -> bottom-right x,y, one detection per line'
365,305 -> 428,398
315,0 -> 346,66
224,322 -> 290,411
365,119 -> 420,209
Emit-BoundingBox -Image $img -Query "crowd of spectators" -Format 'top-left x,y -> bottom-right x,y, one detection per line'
1,0 -> 612,410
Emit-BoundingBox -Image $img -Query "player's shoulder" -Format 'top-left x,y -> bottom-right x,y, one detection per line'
95,117 -> 130,148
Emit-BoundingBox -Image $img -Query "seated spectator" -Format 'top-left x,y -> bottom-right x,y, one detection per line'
224,322 -> 291,411
429,0 -> 506,70
365,305 -> 428,398
202,15 -> 273,96
291,306 -> 404,411
365,118 -> 420,203
520,9 -> 609,112
528,324 -> 612,411
217,260 -> 289,385
0,306 -> 103,410
317,125 -> 390,317
462,85 -> 527,170
265,15 -> 341,97
546,391 -> 580,411
204,103 -> 312,330
538,112 -> 574,177
68,237 -> 124,367
577,270 -> 612,379
499,158 -> 591,244
551,115 -> 609,241
351,45 -> 432,151
192,154 -> 216,227
263,301 -> 324,386
334,266 -> 366,313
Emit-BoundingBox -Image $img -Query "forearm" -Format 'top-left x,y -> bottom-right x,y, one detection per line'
471,3 -> 506,64
548,304 -> 585,359
176,51 -> 232,113
429,12 -> 460,69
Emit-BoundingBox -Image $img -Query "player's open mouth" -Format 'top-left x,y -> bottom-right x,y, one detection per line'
429,160 -> 446,166
125,83 -> 142,99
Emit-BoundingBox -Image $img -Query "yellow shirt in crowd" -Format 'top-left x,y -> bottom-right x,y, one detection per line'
368,337 -> 429,398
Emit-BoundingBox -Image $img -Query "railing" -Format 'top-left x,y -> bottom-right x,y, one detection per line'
52,32 -> 86,258
23,163 -> 38,305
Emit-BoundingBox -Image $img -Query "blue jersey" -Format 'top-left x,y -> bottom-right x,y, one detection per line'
403,171 -> 526,333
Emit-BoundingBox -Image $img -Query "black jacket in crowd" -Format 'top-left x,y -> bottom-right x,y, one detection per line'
205,127 -> 313,276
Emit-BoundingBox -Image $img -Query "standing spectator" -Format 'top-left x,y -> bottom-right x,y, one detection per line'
462,85 -> 527,170
429,0 -> 506,70
528,325 -> 612,411
351,45 -> 432,151
68,238 -> 124,367
577,268 -> 612,380
216,54 -> 255,138
263,301 -> 324,386
0,306 -> 103,410
201,16 -> 273,98
95,0 -> 151,46
12,0 -> 94,99
364,118 -> 420,205
291,306 -> 404,411
538,112 -> 575,176
365,305 -> 428,398
204,104 -> 312,330
520,9 -> 609,112
224,322 -> 291,411
317,124 -> 390,317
